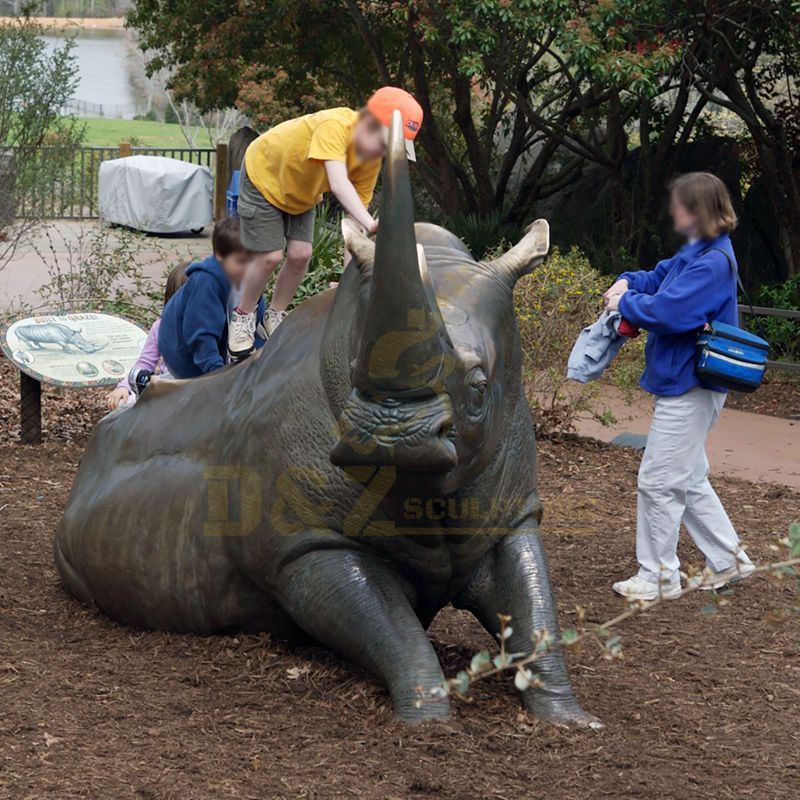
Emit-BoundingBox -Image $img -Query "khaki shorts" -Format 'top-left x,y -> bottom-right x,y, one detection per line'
237,164 -> 315,252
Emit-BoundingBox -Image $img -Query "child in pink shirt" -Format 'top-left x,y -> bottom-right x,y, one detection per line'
106,263 -> 188,410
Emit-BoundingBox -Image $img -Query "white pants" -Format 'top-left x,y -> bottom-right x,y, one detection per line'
636,387 -> 750,585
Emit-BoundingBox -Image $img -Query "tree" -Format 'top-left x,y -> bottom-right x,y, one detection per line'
128,1 -> 679,230
679,0 -> 800,277
133,0 -> 800,273
0,15 -> 82,272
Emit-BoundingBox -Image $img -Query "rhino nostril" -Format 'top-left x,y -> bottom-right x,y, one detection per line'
435,416 -> 455,440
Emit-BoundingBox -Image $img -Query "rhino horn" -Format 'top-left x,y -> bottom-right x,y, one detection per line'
484,219 -> 550,283
351,109 -> 449,397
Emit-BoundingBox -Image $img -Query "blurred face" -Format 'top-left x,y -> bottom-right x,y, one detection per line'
353,113 -> 386,161
670,191 -> 700,238
219,250 -> 252,285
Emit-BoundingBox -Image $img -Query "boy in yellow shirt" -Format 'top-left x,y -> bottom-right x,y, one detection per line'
228,86 -> 423,358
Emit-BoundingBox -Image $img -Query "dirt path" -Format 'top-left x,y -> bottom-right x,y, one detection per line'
575,385 -> 800,489
0,370 -> 798,798
1,221 -> 210,312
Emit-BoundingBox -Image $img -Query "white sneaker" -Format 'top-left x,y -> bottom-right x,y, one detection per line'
688,560 -> 756,592
228,308 -> 256,359
612,575 -> 682,601
264,307 -> 288,337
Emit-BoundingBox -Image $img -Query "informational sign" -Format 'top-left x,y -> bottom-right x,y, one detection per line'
1,312 -> 149,388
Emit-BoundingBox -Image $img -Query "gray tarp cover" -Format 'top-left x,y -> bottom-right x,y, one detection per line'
98,155 -> 213,233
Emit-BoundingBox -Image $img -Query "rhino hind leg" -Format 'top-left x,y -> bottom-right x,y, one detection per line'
455,521 -> 602,730
276,542 -> 450,722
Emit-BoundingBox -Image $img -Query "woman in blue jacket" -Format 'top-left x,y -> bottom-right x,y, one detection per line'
604,172 -> 754,601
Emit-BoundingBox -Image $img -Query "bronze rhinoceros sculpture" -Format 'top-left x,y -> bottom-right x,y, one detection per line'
55,111 -> 598,728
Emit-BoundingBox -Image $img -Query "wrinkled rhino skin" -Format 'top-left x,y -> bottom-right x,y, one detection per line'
55,114 -> 599,728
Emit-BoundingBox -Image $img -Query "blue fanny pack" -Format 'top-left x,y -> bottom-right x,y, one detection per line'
695,249 -> 769,393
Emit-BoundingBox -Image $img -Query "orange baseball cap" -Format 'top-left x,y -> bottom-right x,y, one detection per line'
366,86 -> 423,161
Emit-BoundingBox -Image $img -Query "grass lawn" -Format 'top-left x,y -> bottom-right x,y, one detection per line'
82,118 -> 214,148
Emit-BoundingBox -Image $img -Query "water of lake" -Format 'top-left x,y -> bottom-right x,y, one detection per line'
42,28 -> 141,117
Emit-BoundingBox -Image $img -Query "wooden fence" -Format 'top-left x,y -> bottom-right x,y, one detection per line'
738,304 -> 800,375
13,143 -> 227,221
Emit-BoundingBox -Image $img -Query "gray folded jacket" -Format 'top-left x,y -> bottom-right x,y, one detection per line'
567,310 -> 627,383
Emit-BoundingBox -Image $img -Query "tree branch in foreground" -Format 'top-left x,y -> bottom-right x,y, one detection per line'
419,525 -> 800,705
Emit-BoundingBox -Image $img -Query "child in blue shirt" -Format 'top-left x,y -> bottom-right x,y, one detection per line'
159,218 -> 265,378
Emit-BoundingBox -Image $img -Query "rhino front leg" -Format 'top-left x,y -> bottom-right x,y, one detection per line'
277,545 -> 449,722
455,518 -> 601,729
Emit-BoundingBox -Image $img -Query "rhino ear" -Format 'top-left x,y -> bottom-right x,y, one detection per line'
341,218 -> 375,269
484,219 -> 549,284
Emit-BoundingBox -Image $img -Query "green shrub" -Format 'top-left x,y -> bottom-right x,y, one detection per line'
747,274 -> 800,364
515,246 -> 645,435
448,210 -> 522,260
32,223 -> 175,326
164,103 -> 179,125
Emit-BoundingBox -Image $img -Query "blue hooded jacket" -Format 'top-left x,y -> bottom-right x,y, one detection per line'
158,255 -> 265,379
618,234 -> 738,397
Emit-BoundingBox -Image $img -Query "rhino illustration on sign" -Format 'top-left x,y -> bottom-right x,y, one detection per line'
55,112 -> 598,728
16,322 -> 106,354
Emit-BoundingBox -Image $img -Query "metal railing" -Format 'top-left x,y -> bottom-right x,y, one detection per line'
13,144 -> 217,220
738,304 -> 800,375
61,98 -> 150,120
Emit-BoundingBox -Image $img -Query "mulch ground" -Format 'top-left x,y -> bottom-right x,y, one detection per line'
1,356 -> 799,799
726,376 -> 800,419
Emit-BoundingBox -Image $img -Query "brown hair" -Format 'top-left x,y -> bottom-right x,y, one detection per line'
669,172 -> 737,239
212,216 -> 249,258
164,261 -> 189,304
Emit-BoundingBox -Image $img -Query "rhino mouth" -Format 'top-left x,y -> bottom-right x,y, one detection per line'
330,389 -> 458,472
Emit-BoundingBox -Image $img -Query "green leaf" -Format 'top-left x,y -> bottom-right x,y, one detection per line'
470,650 -> 492,673
453,670 -> 471,694
514,668 -> 531,691
561,628 -> 580,644
493,652 -> 511,669
789,523 -> 800,556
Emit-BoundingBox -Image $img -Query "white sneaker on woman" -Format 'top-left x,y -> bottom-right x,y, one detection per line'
688,560 -> 756,591
612,575 -> 682,601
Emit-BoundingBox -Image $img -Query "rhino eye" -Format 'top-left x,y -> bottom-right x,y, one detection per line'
467,368 -> 488,404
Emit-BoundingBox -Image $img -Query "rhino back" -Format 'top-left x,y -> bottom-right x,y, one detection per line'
17,322 -> 73,341
55,287 -> 352,631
